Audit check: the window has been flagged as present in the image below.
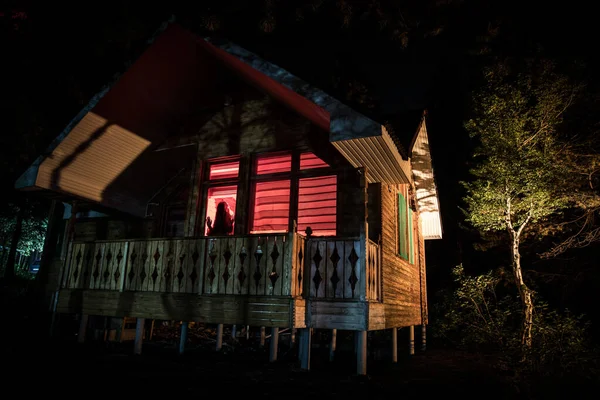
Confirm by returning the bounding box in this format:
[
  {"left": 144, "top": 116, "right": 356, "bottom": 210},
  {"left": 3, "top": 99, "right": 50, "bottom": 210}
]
[
  {"left": 251, "top": 152, "right": 336, "bottom": 236},
  {"left": 398, "top": 192, "right": 414, "bottom": 263},
  {"left": 203, "top": 160, "right": 239, "bottom": 236},
  {"left": 252, "top": 180, "right": 291, "bottom": 233},
  {"left": 297, "top": 175, "right": 337, "bottom": 236}
]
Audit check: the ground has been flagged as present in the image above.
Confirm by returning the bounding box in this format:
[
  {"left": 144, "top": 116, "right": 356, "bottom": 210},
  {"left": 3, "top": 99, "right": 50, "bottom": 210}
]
[
  {"left": 2, "top": 315, "right": 594, "bottom": 399},
  {"left": 1, "top": 279, "right": 597, "bottom": 398}
]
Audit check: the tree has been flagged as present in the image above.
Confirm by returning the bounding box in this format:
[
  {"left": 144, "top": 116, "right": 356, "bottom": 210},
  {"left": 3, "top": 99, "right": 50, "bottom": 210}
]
[
  {"left": 0, "top": 197, "right": 48, "bottom": 280},
  {"left": 462, "top": 59, "right": 600, "bottom": 348}
]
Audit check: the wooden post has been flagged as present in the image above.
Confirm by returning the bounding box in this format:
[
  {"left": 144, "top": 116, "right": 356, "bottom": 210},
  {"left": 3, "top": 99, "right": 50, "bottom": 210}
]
[
  {"left": 290, "top": 328, "right": 296, "bottom": 347},
  {"left": 179, "top": 322, "right": 188, "bottom": 355},
  {"left": 269, "top": 327, "right": 279, "bottom": 362},
  {"left": 147, "top": 319, "right": 155, "bottom": 340},
  {"left": 298, "top": 328, "right": 311, "bottom": 370},
  {"left": 409, "top": 325, "right": 415, "bottom": 355},
  {"left": 260, "top": 326, "right": 266, "bottom": 347},
  {"left": 77, "top": 314, "right": 89, "bottom": 343},
  {"left": 329, "top": 329, "right": 337, "bottom": 362},
  {"left": 356, "top": 330, "right": 367, "bottom": 375},
  {"left": 421, "top": 324, "right": 427, "bottom": 351},
  {"left": 216, "top": 323, "right": 223, "bottom": 351},
  {"left": 134, "top": 318, "right": 145, "bottom": 355}
]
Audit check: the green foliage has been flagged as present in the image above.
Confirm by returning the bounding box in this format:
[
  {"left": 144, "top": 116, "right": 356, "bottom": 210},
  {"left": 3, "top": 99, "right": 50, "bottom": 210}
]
[
  {"left": 462, "top": 60, "right": 586, "bottom": 236},
  {"left": 0, "top": 204, "right": 47, "bottom": 256},
  {"left": 432, "top": 265, "right": 598, "bottom": 378}
]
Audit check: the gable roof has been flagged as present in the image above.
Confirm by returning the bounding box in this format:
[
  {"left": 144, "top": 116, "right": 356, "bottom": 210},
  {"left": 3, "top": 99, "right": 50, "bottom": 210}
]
[{"left": 15, "top": 19, "right": 429, "bottom": 217}]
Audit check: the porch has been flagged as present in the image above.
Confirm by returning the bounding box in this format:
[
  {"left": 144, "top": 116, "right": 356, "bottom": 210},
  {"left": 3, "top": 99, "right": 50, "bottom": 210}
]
[{"left": 56, "top": 233, "right": 383, "bottom": 331}]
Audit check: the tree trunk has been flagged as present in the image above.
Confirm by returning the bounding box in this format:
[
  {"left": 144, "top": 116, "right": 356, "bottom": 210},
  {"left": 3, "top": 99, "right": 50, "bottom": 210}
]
[
  {"left": 4, "top": 204, "right": 25, "bottom": 281},
  {"left": 510, "top": 234, "right": 534, "bottom": 347}
]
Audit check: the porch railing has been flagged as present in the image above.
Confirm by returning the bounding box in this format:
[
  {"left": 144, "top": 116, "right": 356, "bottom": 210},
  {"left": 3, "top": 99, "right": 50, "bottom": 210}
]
[
  {"left": 62, "top": 232, "right": 380, "bottom": 301},
  {"left": 304, "top": 237, "right": 381, "bottom": 301},
  {"left": 63, "top": 233, "right": 305, "bottom": 297}
]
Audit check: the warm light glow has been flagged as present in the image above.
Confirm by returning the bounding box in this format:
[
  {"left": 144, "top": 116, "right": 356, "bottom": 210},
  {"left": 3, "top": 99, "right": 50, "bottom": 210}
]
[
  {"left": 256, "top": 154, "right": 292, "bottom": 175},
  {"left": 298, "top": 175, "right": 337, "bottom": 236},
  {"left": 205, "top": 185, "right": 237, "bottom": 235},
  {"left": 251, "top": 180, "right": 290, "bottom": 233},
  {"left": 300, "top": 152, "right": 329, "bottom": 170},
  {"left": 37, "top": 112, "right": 152, "bottom": 202},
  {"left": 209, "top": 161, "right": 240, "bottom": 180}
]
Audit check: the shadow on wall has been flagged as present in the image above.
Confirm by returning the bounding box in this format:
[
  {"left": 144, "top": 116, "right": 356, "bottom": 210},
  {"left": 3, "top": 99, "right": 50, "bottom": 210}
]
[{"left": 50, "top": 122, "right": 113, "bottom": 192}]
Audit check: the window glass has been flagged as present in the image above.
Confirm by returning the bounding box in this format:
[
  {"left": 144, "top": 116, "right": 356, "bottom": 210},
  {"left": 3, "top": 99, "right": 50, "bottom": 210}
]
[
  {"left": 256, "top": 154, "right": 292, "bottom": 175},
  {"left": 300, "top": 152, "right": 329, "bottom": 170},
  {"left": 209, "top": 161, "right": 239, "bottom": 180},
  {"left": 205, "top": 185, "right": 237, "bottom": 236},
  {"left": 251, "top": 180, "right": 291, "bottom": 233},
  {"left": 297, "top": 175, "right": 337, "bottom": 236}
]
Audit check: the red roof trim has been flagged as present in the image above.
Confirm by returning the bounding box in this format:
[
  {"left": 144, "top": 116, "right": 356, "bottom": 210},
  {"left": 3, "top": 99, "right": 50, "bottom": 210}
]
[{"left": 197, "top": 39, "right": 331, "bottom": 133}]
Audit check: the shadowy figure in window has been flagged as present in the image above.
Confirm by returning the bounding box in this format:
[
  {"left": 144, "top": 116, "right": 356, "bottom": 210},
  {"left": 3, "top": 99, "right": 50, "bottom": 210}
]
[{"left": 206, "top": 201, "right": 234, "bottom": 236}]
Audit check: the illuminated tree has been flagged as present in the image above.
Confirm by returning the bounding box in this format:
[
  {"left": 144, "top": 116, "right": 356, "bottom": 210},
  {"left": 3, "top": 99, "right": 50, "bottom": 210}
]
[{"left": 462, "top": 59, "right": 600, "bottom": 348}]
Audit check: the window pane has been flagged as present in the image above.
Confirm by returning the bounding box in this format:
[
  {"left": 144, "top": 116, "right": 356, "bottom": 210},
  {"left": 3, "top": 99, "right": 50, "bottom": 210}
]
[
  {"left": 256, "top": 154, "right": 292, "bottom": 175},
  {"left": 298, "top": 175, "right": 336, "bottom": 236},
  {"left": 205, "top": 185, "right": 237, "bottom": 236},
  {"left": 251, "top": 180, "right": 291, "bottom": 233},
  {"left": 209, "top": 161, "right": 239, "bottom": 180},
  {"left": 398, "top": 193, "right": 408, "bottom": 259},
  {"left": 300, "top": 152, "right": 329, "bottom": 170}
]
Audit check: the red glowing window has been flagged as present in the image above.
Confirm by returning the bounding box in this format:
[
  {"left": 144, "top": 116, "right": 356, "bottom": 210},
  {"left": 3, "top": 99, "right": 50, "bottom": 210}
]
[
  {"left": 300, "top": 152, "right": 329, "bottom": 170},
  {"left": 209, "top": 161, "right": 239, "bottom": 180},
  {"left": 251, "top": 180, "right": 291, "bottom": 233},
  {"left": 298, "top": 175, "right": 337, "bottom": 236},
  {"left": 205, "top": 185, "right": 237, "bottom": 236},
  {"left": 256, "top": 154, "right": 292, "bottom": 175}
]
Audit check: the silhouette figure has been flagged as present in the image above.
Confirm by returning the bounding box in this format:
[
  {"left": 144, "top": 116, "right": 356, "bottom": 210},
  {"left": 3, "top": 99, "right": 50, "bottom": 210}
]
[{"left": 206, "top": 201, "right": 234, "bottom": 236}]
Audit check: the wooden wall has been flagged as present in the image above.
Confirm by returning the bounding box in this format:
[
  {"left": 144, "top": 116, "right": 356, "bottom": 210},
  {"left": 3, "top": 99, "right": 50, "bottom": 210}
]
[{"left": 379, "top": 183, "right": 425, "bottom": 328}]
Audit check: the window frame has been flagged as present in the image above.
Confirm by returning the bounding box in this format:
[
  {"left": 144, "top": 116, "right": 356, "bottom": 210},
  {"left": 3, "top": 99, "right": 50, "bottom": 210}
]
[
  {"left": 397, "top": 188, "right": 415, "bottom": 264},
  {"left": 249, "top": 150, "right": 337, "bottom": 236},
  {"left": 198, "top": 156, "right": 241, "bottom": 237}
]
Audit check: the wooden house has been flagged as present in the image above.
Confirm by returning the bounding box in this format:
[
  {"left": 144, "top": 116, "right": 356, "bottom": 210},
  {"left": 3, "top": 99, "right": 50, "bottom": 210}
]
[{"left": 15, "top": 21, "right": 442, "bottom": 374}]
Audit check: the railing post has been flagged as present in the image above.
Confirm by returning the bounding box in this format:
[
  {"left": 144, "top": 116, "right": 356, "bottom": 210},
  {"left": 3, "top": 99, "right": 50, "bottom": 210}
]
[
  {"left": 119, "top": 241, "right": 129, "bottom": 292},
  {"left": 283, "top": 232, "right": 295, "bottom": 297}
]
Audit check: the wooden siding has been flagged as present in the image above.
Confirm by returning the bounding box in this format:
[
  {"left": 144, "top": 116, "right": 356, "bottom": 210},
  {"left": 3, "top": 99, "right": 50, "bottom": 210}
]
[
  {"left": 56, "top": 290, "right": 297, "bottom": 327},
  {"left": 380, "top": 183, "right": 424, "bottom": 328},
  {"left": 309, "top": 300, "right": 367, "bottom": 330},
  {"left": 367, "top": 302, "right": 386, "bottom": 330}
]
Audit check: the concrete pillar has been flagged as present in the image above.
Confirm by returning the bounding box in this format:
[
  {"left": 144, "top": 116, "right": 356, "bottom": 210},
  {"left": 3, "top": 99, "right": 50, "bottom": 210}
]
[
  {"left": 298, "top": 328, "right": 312, "bottom": 370},
  {"left": 77, "top": 314, "right": 89, "bottom": 344},
  {"left": 269, "top": 327, "right": 279, "bottom": 362},
  {"left": 179, "top": 322, "right": 188, "bottom": 354},
  {"left": 329, "top": 329, "right": 337, "bottom": 362},
  {"left": 260, "top": 326, "right": 266, "bottom": 347},
  {"left": 134, "top": 318, "right": 145, "bottom": 355},
  {"left": 356, "top": 330, "right": 367, "bottom": 375},
  {"left": 216, "top": 323, "right": 223, "bottom": 351}
]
